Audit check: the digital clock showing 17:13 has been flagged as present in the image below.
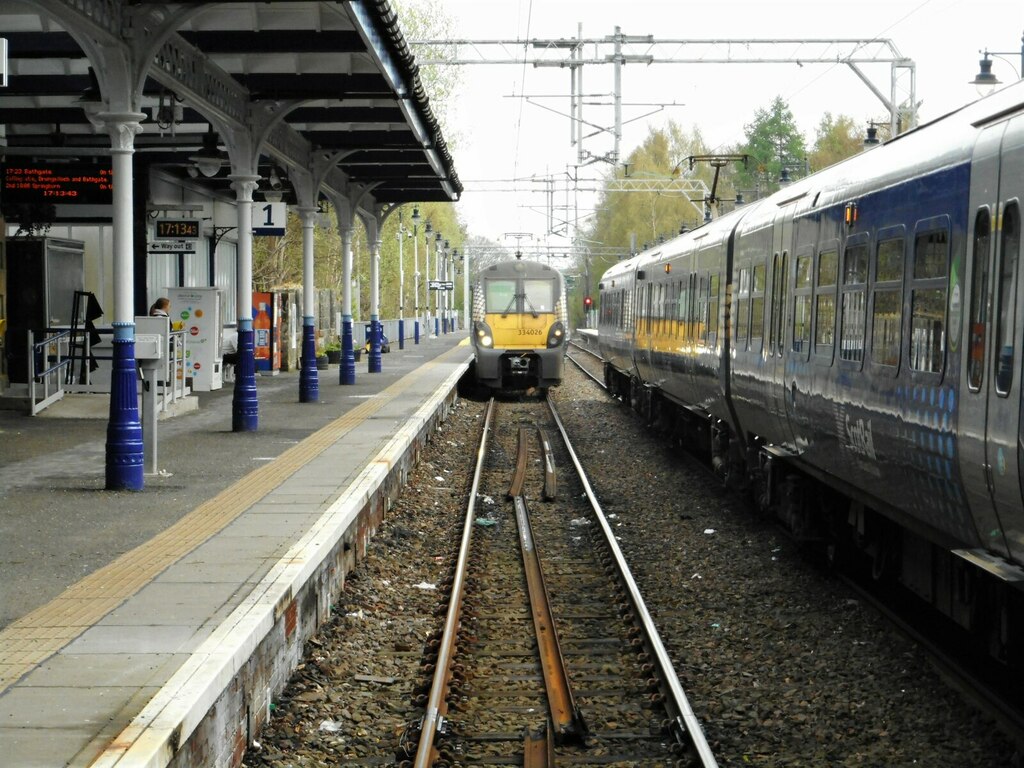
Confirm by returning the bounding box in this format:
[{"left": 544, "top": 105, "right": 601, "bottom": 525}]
[{"left": 155, "top": 219, "right": 200, "bottom": 239}]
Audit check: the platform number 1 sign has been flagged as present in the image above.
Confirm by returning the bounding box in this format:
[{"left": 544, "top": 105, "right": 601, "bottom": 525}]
[{"left": 253, "top": 202, "right": 286, "bottom": 236}]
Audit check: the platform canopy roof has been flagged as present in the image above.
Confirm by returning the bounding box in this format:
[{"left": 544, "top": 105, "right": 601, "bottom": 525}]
[{"left": 0, "top": 0, "right": 462, "bottom": 213}]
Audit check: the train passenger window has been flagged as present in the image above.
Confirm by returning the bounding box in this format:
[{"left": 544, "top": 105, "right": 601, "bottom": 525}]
[
  {"left": 751, "top": 262, "right": 766, "bottom": 345},
  {"left": 994, "top": 203, "right": 1020, "bottom": 394},
  {"left": 736, "top": 266, "right": 750, "bottom": 344},
  {"left": 793, "top": 253, "right": 812, "bottom": 355},
  {"left": 707, "top": 273, "right": 720, "bottom": 345},
  {"left": 700, "top": 274, "right": 708, "bottom": 346},
  {"left": 670, "top": 280, "right": 675, "bottom": 335},
  {"left": 909, "top": 229, "right": 949, "bottom": 374},
  {"left": 769, "top": 253, "right": 780, "bottom": 354},
  {"left": 780, "top": 253, "right": 789, "bottom": 354},
  {"left": 673, "top": 280, "right": 682, "bottom": 338},
  {"left": 968, "top": 210, "right": 991, "bottom": 390},
  {"left": 688, "top": 273, "right": 698, "bottom": 341},
  {"left": 814, "top": 249, "right": 838, "bottom": 356},
  {"left": 871, "top": 237, "right": 904, "bottom": 367},
  {"left": 840, "top": 243, "right": 869, "bottom": 362},
  {"left": 769, "top": 252, "right": 788, "bottom": 356}
]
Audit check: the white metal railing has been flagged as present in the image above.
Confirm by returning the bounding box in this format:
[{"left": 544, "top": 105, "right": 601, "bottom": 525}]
[
  {"left": 160, "top": 330, "right": 188, "bottom": 411},
  {"left": 27, "top": 329, "right": 70, "bottom": 415},
  {"left": 26, "top": 326, "right": 189, "bottom": 415},
  {"left": 63, "top": 327, "right": 112, "bottom": 395}
]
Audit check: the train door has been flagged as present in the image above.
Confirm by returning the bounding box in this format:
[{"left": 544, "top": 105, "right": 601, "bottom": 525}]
[
  {"left": 771, "top": 206, "right": 798, "bottom": 449},
  {"left": 633, "top": 277, "right": 653, "bottom": 380},
  {"left": 959, "top": 118, "right": 1023, "bottom": 562},
  {"left": 985, "top": 117, "right": 1024, "bottom": 562}
]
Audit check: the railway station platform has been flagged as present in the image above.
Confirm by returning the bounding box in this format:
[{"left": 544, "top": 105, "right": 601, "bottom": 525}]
[{"left": 0, "top": 332, "right": 473, "bottom": 767}]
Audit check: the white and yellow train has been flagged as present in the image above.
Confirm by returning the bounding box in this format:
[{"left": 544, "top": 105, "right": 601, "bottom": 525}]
[{"left": 470, "top": 257, "right": 568, "bottom": 391}]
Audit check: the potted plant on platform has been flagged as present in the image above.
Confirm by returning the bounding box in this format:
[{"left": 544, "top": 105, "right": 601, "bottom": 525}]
[{"left": 324, "top": 339, "right": 342, "bottom": 365}]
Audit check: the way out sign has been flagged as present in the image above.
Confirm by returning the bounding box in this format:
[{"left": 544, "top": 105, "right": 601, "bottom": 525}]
[{"left": 253, "top": 202, "right": 286, "bottom": 236}]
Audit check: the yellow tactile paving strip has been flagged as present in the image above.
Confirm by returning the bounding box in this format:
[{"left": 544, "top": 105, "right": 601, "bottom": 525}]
[{"left": 0, "top": 360, "right": 437, "bottom": 694}]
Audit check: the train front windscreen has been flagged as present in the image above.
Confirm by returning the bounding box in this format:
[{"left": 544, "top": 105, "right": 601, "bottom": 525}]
[{"left": 485, "top": 278, "right": 555, "bottom": 313}]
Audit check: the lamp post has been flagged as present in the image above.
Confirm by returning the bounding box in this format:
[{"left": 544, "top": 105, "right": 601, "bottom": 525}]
[
  {"left": 969, "top": 33, "right": 1024, "bottom": 95},
  {"left": 412, "top": 208, "right": 421, "bottom": 344},
  {"left": 424, "top": 220, "right": 432, "bottom": 338},
  {"left": 443, "top": 239, "right": 451, "bottom": 333},
  {"left": 455, "top": 248, "right": 469, "bottom": 331},
  {"left": 434, "top": 231, "right": 442, "bottom": 337},
  {"left": 397, "top": 210, "right": 406, "bottom": 350}
]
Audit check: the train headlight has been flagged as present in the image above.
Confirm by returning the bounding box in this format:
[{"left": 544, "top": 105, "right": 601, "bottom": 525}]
[
  {"left": 547, "top": 321, "right": 566, "bottom": 348},
  {"left": 474, "top": 321, "right": 494, "bottom": 348}
]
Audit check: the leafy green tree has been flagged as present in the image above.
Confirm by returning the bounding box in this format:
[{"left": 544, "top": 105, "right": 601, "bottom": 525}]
[
  {"left": 809, "top": 113, "right": 865, "bottom": 172},
  {"left": 734, "top": 96, "right": 807, "bottom": 196},
  {"left": 363, "top": 201, "right": 466, "bottom": 322},
  {"left": 393, "top": 0, "right": 462, "bottom": 147},
  {"left": 252, "top": 208, "right": 346, "bottom": 292},
  {"left": 251, "top": 0, "right": 465, "bottom": 323},
  {"left": 582, "top": 121, "right": 713, "bottom": 312}
]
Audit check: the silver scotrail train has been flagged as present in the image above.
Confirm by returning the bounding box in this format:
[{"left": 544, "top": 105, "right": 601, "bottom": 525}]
[{"left": 598, "top": 79, "right": 1024, "bottom": 666}]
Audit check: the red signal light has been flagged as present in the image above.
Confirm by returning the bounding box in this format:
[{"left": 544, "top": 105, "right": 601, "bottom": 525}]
[{"left": 583, "top": 296, "right": 593, "bottom": 308}]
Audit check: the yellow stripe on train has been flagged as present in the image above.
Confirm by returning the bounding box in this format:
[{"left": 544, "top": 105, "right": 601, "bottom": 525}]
[{"left": 486, "top": 312, "right": 557, "bottom": 349}]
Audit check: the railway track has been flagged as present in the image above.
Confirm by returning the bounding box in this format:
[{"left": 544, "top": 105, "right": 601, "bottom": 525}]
[
  {"left": 565, "top": 334, "right": 1024, "bottom": 752},
  {"left": 566, "top": 338, "right": 605, "bottom": 389},
  {"left": 405, "top": 395, "right": 717, "bottom": 767}
]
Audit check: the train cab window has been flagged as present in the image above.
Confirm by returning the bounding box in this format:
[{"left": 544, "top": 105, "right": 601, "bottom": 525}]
[
  {"left": 968, "top": 209, "right": 991, "bottom": 390},
  {"left": 523, "top": 279, "right": 554, "bottom": 313},
  {"left": 909, "top": 227, "right": 949, "bottom": 374},
  {"left": 735, "top": 266, "right": 751, "bottom": 344},
  {"left": 871, "top": 236, "right": 905, "bottom": 367},
  {"left": 793, "top": 251, "right": 813, "bottom": 355},
  {"left": 840, "top": 242, "right": 869, "bottom": 363},
  {"left": 750, "top": 262, "right": 767, "bottom": 346},
  {"left": 814, "top": 248, "right": 838, "bottom": 357},
  {"left": 485, "top": 279, "right": 517, "bottom": 313},
  {"left": 994, "top": 202, "right": 1020, "bottom": 394}
]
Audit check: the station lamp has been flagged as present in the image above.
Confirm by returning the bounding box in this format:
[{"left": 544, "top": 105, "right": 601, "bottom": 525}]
[
  {"left": 189, "top": 127, "right": 224, "bottom": 178},
  {"left": 969, "top": 35, "right": 1024, "bottom": 96}
]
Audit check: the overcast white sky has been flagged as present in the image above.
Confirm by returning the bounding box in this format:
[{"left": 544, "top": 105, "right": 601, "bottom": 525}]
[{"left": 413, "top": 0, "right": 1023, "bottom": 252}]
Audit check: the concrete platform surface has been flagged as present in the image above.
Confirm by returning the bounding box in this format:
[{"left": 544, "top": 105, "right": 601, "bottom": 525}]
[{"left": 0, "top": 332, "right": 472, "bottom": 767}]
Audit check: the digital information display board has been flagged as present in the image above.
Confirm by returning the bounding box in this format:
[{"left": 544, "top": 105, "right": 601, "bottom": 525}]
[{"left": 2, "top": 164, "right": 113, "bottom": 205}]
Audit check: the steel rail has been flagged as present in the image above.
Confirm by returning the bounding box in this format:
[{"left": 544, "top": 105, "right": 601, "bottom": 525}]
[
  {"left": 508, "top": 425, "right": 529, "bottom": 498},
  {"left": 412, "top": 398, "right": 496, "bottom": 768},
  {"left": 568, "top": 338, "right": 603, "bottom": 361},
  {"left": 513, "top": 493, "right": 588, "bottom": 742},
  {"left": 538, "top": 428, "right": 557, "bottom": 500},
  {"left": 565, "top": 352, "right": 607, "bottom": 389},
  {"left": 544, "top": 393, "right": 720, "bottom": 767},
  {"left": 523, "top": 723, "right": 555, "bottom": 767}
]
